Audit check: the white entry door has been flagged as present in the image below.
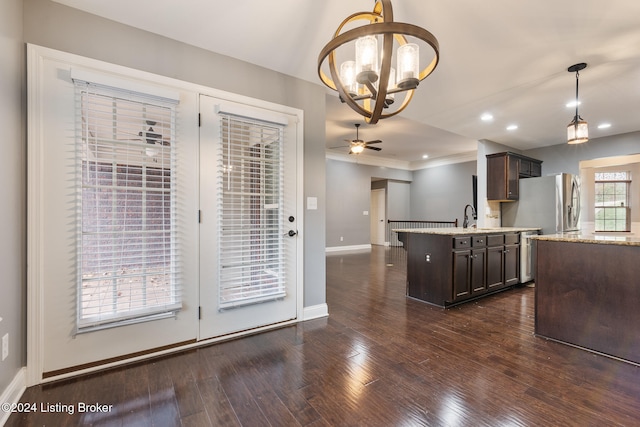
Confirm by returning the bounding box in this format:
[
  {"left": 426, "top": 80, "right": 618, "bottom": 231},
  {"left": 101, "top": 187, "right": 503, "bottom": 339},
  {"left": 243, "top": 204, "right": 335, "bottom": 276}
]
[
  {"left": 199, "top": 94, "right": 300, "bottom": 339},
  {"left": 371, "top": 188, "right": 386, "bottom": 245}
]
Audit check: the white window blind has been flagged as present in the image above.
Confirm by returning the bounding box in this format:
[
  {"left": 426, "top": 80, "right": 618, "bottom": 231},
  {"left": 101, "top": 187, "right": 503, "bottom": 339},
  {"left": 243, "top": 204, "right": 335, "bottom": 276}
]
[
  {"left": 217, "top": 113, "right": 286, "bottom": 309},
  {"left": 74, "top": 79, "right": 181, "bottom": 331}
]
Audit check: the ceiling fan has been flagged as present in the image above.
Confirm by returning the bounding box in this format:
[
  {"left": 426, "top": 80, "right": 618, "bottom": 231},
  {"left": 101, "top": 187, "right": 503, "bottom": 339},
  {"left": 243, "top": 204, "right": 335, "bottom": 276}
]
[
  {"left": 137, "top": 120, "right": 169, "bottom": 146},
  {"left": 333, "top": 123, "right": 382, "bottom": 154}
]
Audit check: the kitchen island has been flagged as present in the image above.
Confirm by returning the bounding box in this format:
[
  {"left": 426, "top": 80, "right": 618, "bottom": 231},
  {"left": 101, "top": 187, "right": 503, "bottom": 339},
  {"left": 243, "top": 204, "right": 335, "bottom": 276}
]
[
  {"left": 534, "top": 233, "right": 640, "bottom": 365},
  {"left": 395, "top": 227, "right": 540, "bottom": 307}
]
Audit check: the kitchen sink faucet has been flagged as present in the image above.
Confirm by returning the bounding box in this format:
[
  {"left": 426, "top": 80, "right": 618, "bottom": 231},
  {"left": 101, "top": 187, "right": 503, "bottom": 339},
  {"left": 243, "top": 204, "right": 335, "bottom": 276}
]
[{"left": 463, "top": 204, "right": 477, "bottom": 228}]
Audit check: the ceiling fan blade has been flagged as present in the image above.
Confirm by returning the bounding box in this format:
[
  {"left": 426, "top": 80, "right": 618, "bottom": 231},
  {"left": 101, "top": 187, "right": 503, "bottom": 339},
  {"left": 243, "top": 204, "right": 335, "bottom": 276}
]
[
  {"left": 365, "top": 146, "right": 382, "bottom": 151},
  {"left": 365, "top": 140, "right": 382, "bottom": 144},
  {"left": 330, "top": 144, "right": 351, "bottom": 149}
]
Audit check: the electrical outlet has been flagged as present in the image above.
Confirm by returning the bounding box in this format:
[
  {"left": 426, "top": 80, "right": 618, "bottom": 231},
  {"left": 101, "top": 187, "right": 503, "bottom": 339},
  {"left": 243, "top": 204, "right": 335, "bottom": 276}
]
[
  {"left": 340, "top": 236, "right": 344, "bottom": 242},
  {"left": 2, "top": 333, "right": 8, "bottom": 361}
]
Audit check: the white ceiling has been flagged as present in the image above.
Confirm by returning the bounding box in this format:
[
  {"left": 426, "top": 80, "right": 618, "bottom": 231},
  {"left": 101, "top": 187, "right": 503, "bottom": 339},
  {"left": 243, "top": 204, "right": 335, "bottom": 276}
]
[{"left": 54, "top": 0, "right": 640, "bottom": 165}]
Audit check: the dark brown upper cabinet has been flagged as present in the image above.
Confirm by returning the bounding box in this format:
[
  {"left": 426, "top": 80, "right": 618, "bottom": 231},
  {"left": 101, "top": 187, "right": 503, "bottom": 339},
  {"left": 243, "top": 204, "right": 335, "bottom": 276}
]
[{"left": 486, "top": 152, "right": 542, "bottom": 201}]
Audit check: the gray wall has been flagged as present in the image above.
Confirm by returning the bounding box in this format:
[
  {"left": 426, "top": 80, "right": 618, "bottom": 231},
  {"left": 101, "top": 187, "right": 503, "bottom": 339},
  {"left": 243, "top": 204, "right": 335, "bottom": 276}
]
[
  {"left": 387, "top": 181, "right": 411, "bottom": 222},
  {"left": 326, "top": 158, "right": 478, "bottom": 247},
  {"left": 522, "top": 131, "right": 640, "bottom": 175},
  {"left": 326, "top": 159, "right": 412, "bottom": 247},
  {"left": 410, "top": 161, "right": 477, "bottom": 225},
  {"left": 0, "top": 0, "right": 26, "bottom": 394},
  {"left": 522, "top": 131, "right": 640, "bottom": 233},
  {"left": 23, "top": 0, "right": 326, "bottom": 305}
]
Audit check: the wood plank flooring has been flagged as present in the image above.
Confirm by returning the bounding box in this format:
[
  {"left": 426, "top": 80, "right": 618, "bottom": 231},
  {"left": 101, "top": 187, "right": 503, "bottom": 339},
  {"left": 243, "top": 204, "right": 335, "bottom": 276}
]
[{"left": 7, "top": 246, "right": 640, "bottom": 426}]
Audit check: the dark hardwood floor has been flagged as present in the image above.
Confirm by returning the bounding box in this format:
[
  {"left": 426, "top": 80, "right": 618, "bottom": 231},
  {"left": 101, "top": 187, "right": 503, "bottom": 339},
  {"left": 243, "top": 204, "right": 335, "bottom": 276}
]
[{"left": 8, "top": 246, "right": 640, "bottom": 426}]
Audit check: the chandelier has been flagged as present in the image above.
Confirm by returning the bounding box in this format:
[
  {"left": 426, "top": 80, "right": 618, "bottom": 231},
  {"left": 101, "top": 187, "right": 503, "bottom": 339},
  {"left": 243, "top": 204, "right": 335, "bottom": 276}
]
[
  {"left": 317, "top": 0, "right": 440, "bottom": 124},
  {"left": 567, "top": 63, "right": 588, "bottom": 144}
]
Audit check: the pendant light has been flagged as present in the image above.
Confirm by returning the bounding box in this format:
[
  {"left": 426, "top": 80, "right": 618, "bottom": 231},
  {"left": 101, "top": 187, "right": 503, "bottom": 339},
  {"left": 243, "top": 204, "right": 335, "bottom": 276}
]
[{"left": 567, "top": 63, "right": 588, "bottom": 144}]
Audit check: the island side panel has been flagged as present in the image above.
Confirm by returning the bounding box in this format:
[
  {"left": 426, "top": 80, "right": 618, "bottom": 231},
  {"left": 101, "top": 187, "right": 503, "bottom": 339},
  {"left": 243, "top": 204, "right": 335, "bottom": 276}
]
[
  {"left": 406, "top": 233, "right": 452, "bottom": 306},
  {"left": 535, "top": 240, "right": 640, "bottom": 364}
]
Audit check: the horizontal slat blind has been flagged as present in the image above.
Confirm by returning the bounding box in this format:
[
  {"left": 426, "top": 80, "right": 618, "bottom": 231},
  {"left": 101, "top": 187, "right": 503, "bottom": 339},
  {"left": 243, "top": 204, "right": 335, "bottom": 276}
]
[
  {"left": 218, "top": 113, "right": 286, "bottom": 309},
  {"left": 74, "top": 80, "right": 181, "bottom": 331}
]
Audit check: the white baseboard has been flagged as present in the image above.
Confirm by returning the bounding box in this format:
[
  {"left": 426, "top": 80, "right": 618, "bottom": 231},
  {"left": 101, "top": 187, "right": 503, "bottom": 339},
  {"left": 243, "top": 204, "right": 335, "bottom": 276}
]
[
  {"left": 1, "top": 367, "right": 26, "bottom": 426},
  {"left": 325, "top": 244, "right": 371, "bottom": 253},
  {"left": 303, "top": 303, "right": 329, "bottom": 321}
]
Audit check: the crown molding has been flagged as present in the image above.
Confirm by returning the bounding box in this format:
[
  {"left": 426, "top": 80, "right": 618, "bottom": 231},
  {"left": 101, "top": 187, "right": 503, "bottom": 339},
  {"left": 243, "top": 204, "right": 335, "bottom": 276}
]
[
  {"left": 326, "top": 150, "right": 477, "bottom": 171},
  {"left": 325, "top": 151, "right": 411, "bottom": 169}
]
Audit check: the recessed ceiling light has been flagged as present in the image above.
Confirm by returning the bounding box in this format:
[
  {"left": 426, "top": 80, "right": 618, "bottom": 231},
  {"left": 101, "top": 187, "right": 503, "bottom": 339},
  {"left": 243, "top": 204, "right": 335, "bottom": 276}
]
[
  {"left": 506, "top": 124, "right": 518, "bottom": 131},
  {"left": 566, "top": 100, "right": 581, "bottom": 108},
  {"left": 597, "top": 123, "right": 611, "bottom": 129},
  {"left": 481, "top": 113, "right": 494, "bottom": 122},
  {"left": 422, "top": 154, "right": 429, "bottom": 159}
]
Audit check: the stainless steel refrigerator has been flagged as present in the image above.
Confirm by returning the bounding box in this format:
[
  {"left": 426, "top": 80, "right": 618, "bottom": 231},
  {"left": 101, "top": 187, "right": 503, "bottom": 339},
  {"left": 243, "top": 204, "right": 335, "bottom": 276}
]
[
  {"left": 502, "top": 173, "right": 581, "bottom": 235},
  {"left": 502, "top": 173, "right": 581, "bottom": 282}
]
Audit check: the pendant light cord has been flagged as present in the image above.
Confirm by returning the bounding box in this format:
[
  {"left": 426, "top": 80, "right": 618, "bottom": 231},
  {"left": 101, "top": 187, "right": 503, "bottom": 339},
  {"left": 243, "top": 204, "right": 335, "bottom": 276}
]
[{"left": 574, "top": 70, "right": 580, "bottom": 120}]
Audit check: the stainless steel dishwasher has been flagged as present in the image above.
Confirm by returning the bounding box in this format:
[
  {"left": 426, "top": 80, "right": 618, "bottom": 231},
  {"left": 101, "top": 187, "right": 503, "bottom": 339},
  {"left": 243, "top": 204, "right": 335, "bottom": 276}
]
[{"left": 520, "top": 230, "right": 538, "bottom": 283}]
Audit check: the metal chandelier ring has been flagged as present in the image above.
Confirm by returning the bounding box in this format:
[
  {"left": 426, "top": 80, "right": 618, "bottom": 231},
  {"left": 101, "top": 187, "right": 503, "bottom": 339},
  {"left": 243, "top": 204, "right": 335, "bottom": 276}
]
[{"left": 317, "top": 0, "right": 440, "bottom": 123}]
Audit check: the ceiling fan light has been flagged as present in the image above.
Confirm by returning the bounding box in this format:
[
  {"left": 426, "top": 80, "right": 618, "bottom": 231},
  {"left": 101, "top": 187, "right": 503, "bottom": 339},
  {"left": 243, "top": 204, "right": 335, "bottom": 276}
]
[
  {"left": 397, "top": 43, "right": 419, "bottom": 89},
  {"left": 355, "top": 35, "right": 379, "bottom": 84},
  {"left": 567, "top": 117, "right": 589, "bottom": 144},
  {"left": 350, "top": 144, "right": 366, "bottom": 154}
]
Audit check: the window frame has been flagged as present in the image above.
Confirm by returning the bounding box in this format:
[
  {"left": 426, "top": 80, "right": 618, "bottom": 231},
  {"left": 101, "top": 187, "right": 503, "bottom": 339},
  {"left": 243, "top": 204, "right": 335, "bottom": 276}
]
[{"left": 594, "top": 171, "right": 631, "bottom": 232}]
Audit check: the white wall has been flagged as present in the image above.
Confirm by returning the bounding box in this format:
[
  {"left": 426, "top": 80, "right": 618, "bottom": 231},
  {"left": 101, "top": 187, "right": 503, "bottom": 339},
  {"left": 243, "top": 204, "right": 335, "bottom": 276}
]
[{"left": 0, "top": 0, "right": 26, "bottom": 396}]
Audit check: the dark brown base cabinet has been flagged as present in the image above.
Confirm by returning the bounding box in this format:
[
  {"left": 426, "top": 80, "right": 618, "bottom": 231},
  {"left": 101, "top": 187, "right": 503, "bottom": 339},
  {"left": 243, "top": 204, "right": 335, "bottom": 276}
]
[
  {"left": 405, "top": 232, "right": 520, "bottom": 307},
  {"left": 536, "top": 239, "right": 640, "bottom": 365}
]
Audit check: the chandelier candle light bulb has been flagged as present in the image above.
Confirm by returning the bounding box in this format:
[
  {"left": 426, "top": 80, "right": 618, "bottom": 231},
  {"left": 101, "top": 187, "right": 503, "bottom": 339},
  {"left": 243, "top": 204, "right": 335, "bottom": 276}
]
[
  {"left": 356, "top": 35, "right": 379, "bottom": 83},
  {"left": 397, "top": 43, "right": 419, "bottom": 89},
  {"left": 340, "top": 61, "right": 358, "bottom": 96}
]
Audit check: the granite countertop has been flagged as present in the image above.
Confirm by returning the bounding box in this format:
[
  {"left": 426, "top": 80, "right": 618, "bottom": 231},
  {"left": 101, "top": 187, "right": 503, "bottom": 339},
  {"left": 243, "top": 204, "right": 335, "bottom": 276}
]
[
  {"left": 392, "top": 227, "right": 541, "bottom": 235},
  {"left": 533, "top": 232, "right": 640, "bottom": 246}
]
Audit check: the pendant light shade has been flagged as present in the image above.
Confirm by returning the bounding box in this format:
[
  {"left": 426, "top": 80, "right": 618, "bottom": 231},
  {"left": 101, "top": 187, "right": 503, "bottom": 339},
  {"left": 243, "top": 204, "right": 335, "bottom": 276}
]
[
  {"left": 567, "top": 117, "right": 589, "bottom": 145},
  {"left": 567, "top": 63, "right": 588, "bottom": 144}
]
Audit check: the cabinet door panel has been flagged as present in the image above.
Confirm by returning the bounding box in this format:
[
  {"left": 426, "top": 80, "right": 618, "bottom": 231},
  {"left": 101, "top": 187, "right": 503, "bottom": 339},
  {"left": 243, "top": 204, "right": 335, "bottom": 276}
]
[
  {"left": 453, "top": 250, "right": 471, "bottom": 299},
  {"left": 507, "top": 155, "right": 519, "bottom": 199},
  {"left": 530, "top": 161, "right": 542, "bottom": 177},
  {"left": 504, "top": 244, "right": 520, "bottom": 286},
  {"left": 486, "top": 155, "right": 507, "bottom": 200},
  {"left": 487, "top": 246, "right": 504, "bottom": 289},
  {"left": 471, "top": 248, "right": 487, "bottom": 293},
  {"left": 519, "top": 159, "right": 531, "bottom": 177}
]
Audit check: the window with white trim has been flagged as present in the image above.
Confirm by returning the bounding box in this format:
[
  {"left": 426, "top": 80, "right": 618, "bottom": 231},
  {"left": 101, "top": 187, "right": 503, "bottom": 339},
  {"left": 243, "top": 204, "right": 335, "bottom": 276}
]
[
  {"left": 74, "top": 79, "right": 181, "bottom": 331},
  {"left": 594, "top": 171, "right": 631, "bottom": 232}
]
